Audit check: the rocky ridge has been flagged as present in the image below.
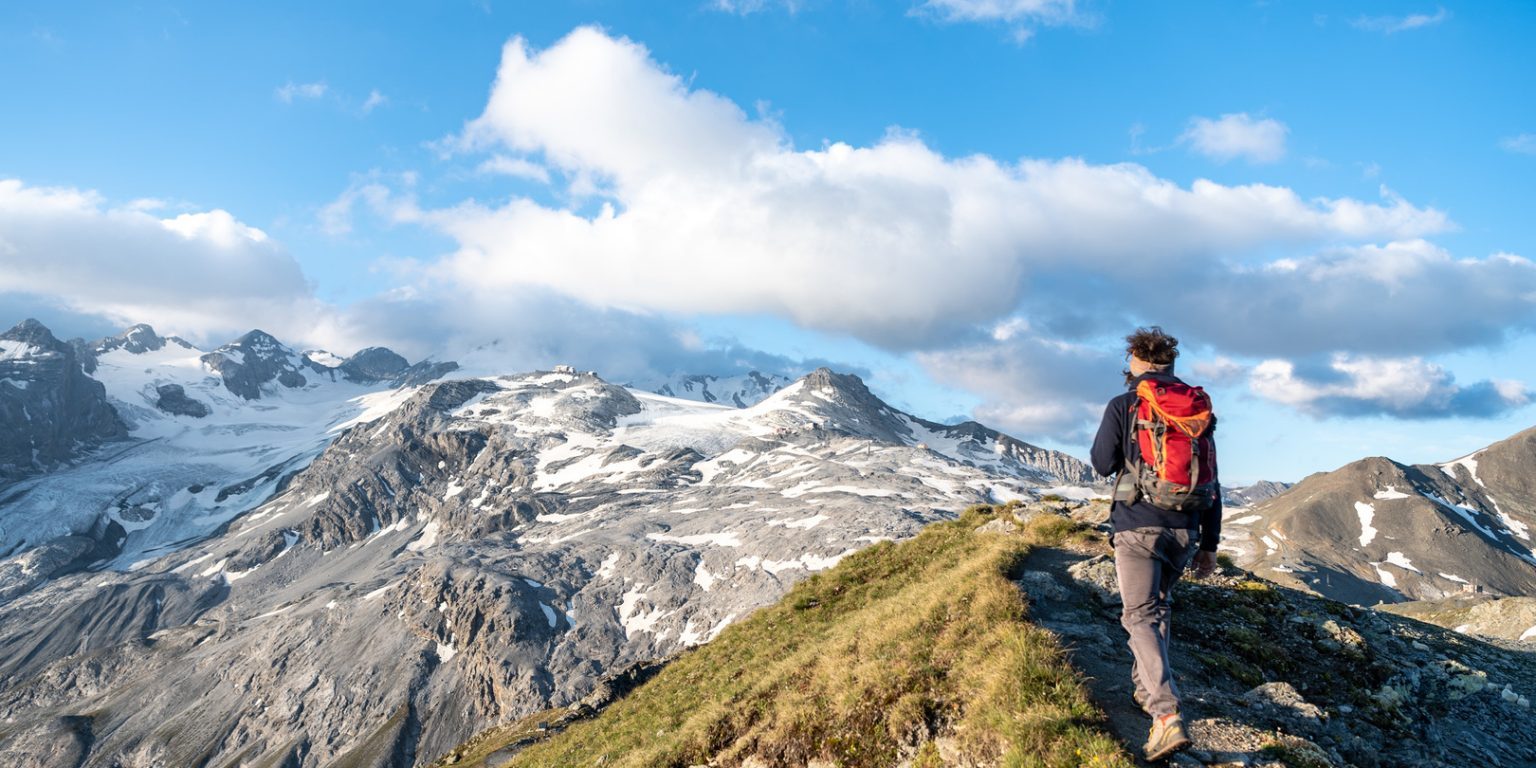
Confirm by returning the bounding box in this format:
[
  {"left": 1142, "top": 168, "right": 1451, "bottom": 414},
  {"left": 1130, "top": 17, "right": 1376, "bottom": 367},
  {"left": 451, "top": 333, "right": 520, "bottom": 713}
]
[{"left": 1217, "top": 444, "right": 1536, "bottom": 607}]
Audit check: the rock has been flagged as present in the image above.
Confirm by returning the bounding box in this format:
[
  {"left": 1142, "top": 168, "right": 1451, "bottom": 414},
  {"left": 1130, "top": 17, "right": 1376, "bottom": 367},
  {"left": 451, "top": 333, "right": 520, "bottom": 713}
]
[
  {"left": 1240, "top": 681, "right": 1325, "bottom": 721},
  {"left": 975, "top": 517, "right": 1019, "bottom": 535},
  {"left": 0, "top": 319, "right": 128, "bottom": 481},
  {"left": 154, "top": 383, "right": 211, "bottom": 418},
  {"left": 1067, "top": 555, "right": 1121, "bottom": 606},
  {"left": 1016, "top": 570, "right": 1068, "bottom": 601}
]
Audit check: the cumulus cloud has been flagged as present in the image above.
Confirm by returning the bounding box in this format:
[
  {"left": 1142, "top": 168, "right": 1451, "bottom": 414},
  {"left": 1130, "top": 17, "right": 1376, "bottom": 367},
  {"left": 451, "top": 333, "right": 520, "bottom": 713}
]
[
  {"left": 1351, "top": 7, "right": 1449, "bottom": 34},
  {"left": 428, "top": 27, "right": 1451, "bottom": 354},
  {"left": 1159, "top": 241, "right": 1536, "bottom": 358},
  {"left": 1502, "top": 134, "right": 1536, "bottom": 155},
  {"left": 276, "top": 81, "right": 328, "bottom": 103},
  {"left": 1250, "top": 355, "right": 1527, "bottom": 419},
  {"left": 1181, "top": 113, "right": 1288, "bottom": 164},
  {"left": 323, "top": 281, "right": 834, "bottom": 386},
  {"left": 0, "top": 177, "right": 824, "bottom": 390},
  {"left": 914, "top": 324, "right": 1121, "bottom": 441},
  {"left": 0, "top": 178, "right": 324, "bottom": 345}
]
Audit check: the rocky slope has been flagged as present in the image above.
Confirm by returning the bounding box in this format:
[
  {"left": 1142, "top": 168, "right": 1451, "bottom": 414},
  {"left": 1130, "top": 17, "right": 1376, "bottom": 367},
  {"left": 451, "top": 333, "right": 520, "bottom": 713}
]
[
  {"left": 1379, "top": 595, "right": 1536, "bottom": 644},
  {"left": 1216, "top": 438, "right": 1536, "bottom": 606},
  {"left": 435, "top": 500, "right": 1536, "bottom": 768},
  {"left": 0, "top": 363, "right": 1093, "bottom": 767},
  {"left": 0, "top": 319, "right": 127, "bottom": 483}
]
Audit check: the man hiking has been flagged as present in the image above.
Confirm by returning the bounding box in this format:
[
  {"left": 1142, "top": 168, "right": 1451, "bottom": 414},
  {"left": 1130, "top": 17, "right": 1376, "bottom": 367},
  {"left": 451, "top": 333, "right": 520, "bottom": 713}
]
[{"left": 1090, "top": 326, "right": 1221, "bottom": 762}]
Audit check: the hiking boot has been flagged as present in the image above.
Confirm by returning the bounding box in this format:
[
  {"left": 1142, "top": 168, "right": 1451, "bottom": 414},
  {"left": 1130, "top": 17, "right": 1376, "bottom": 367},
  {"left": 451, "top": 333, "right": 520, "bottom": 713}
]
[{"left": 1143, "top": 713, "right": 1192, "bottom": 761}]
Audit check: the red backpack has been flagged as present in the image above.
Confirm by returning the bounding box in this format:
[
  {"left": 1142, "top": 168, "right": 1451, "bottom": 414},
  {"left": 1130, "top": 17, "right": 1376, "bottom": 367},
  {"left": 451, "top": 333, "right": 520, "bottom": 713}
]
[{"left": 1116, "top": 379, "right": 1218, "bottom": 512}]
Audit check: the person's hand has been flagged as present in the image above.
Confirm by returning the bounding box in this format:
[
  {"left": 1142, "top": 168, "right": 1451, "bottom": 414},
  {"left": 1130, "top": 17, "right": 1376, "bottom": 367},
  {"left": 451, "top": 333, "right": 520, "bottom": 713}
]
[{"left": 1192, "top": 550, "right": 1218, "bottom": 579}]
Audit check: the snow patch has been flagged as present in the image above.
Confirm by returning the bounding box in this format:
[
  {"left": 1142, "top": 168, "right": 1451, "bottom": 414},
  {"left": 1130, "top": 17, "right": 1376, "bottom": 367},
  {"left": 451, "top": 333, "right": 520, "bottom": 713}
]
[
  {"left": 540, "top": 603, "right": 558, "bottom": 628},
  {"left": 1384, "top": 551, "right": 1420, "bottom": 572},
  {"left": 1373, "top": 486, "right": 1411, "bottom": 500},
  {"left": 1439, "top": 454, "right": 1485, "bottom": 487},
  {"left": 694, "top": 561, "right": 717, "bottom": 591},
  {"left": 646, "top": 531, "right": 742, "bottom": 547},
  {"left": 406, "top": 520, "right": 440, "bottom": 552},
  {"left": 1354, "top": 502, "right": 1377, "bottom": 547}
]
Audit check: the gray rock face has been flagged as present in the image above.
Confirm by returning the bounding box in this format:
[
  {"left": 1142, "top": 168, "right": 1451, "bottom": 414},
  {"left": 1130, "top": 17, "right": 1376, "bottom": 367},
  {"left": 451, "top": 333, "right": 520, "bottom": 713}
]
[
  {"left": 338, "top": 346, "right": 410, "bottom": 382},
  {"left": 152, "top": 384, "right": 210, "bottom": 418},
  {"left": 200, "top": 329, "right": 310, "bottom": 400},
  {"left": 0, "top": 319, "right": 128, "bottom": 484},
  {"left": 0, "top": 366, "right": 1090, "bottom": 767},
  {"left": 306, "top": 345, "right": 461, "bottom": 389}
]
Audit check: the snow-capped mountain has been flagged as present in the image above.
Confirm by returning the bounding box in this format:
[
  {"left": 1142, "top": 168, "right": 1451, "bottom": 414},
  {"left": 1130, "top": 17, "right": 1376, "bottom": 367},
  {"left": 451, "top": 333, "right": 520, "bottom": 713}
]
[
  {"left": 0, "top": 347, "right": 1094, "bottom": 766},
  {"left": 0, "top": 320, "right": 455, "bottom": 598},
  {"left": 1219, "top": 433, "right": 1536, "bottom": 606},
  {"left": 0, "top": 319, "right": 127, "bottom": 483},
  {"left": 644, "top": 370, "right": 795, "bottom": 408}
]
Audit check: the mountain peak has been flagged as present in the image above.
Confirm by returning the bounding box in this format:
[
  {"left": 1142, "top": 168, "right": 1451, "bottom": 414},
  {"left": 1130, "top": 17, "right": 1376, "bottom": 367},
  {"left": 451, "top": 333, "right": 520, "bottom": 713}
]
[{"left": 2, "top": 318, "right": 66, "bottom": 351}]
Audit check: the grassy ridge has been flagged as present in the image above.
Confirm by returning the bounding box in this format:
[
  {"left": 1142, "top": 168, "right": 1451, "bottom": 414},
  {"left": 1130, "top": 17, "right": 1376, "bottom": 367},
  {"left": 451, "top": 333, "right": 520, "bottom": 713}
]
[{"left": 495, "top": 504, "right": 1131, "bottom": 767}]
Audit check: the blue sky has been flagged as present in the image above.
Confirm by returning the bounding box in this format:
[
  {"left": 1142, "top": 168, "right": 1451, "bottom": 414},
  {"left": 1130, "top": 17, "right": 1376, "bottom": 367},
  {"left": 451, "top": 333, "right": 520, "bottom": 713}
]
[{"left": 3, "top": 1, "right": 1535, "bottom": 484}]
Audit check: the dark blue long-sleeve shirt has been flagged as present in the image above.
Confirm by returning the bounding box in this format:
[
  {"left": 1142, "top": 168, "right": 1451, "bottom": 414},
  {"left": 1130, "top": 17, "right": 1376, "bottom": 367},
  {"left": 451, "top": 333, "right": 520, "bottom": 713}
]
[{"left": 1091, "top": 371, "right": 1223, "bottom": 552}]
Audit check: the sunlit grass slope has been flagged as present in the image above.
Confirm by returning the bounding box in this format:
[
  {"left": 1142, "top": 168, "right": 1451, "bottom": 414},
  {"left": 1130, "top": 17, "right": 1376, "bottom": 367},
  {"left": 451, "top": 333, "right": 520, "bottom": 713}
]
[{"left": 486, "top": 504, "right": 1132, "bottom": 767}]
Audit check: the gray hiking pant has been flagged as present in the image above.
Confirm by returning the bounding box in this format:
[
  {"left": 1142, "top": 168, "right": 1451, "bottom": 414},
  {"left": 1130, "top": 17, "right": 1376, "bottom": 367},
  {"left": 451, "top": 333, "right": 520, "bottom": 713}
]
[{"left": 1113, "top": 526, "right": 1197, "bottom": 717}]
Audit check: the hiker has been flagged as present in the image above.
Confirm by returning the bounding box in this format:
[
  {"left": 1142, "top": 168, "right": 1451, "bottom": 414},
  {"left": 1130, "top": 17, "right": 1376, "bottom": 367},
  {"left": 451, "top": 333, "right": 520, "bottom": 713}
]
[{"left": 1089, "top": 326, "right": 1221, "bottom": 762}]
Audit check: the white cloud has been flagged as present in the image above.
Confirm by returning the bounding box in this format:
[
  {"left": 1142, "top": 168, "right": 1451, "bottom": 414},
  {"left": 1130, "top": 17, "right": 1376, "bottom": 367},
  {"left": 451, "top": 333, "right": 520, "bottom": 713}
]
[
  {"left": 1191, "top": 357, "right": 1248, "bottom": 386},
  {"left": 476, "top": 155, "right": 551, "bottom": 183},
  {"left": 915, "top": 331, "right": 1117, "bottom": 441},
  {"left": 1501, "top": 134, "right": 1536, "bottom": 155},
  {"left": 0, "top": 175, "right": 821, "bottom": 392},
  {"left": 276, "top": 81, "right": 328, "bottom": 104},
  {"left": 709, "top": 0, "right": 802, "bottom": 14},
  {"left": 918, "top": 0, "right": 1082, "bottom": 40},
  {"left": 428, "top": 28, "right": 1449, "bottom": 352},
  {"left": 362, "top": 89, "right": 388, "bottom": 113},
  {"left": 1351, "top": 7, "right": 1450, "bottom": 34},
  {"left": 0, "top": 178, "right": 325, "bottom": 346},
  {"left": 1250, "top": 355, "right": 1528, "bottom": 419},
  {"left": 1181, "top": 113, "right": 1288, "bottom": 164}
]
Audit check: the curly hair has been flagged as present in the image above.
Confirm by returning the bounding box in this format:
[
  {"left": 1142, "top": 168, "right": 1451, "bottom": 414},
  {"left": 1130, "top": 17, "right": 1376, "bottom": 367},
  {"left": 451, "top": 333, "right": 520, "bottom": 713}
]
[{"left": 1125, "top": 326, "right": 1179, "bottom": 368}]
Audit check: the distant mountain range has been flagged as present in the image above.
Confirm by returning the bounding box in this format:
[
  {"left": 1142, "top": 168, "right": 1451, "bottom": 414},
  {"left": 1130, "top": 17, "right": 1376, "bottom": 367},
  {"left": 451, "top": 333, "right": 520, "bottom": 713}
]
[
  {"left": 0, "top": 318, "right": 1095, "bottom": 767},
  {"left": 1219, "top": 433, "right": 1536, "bottom": 608}
]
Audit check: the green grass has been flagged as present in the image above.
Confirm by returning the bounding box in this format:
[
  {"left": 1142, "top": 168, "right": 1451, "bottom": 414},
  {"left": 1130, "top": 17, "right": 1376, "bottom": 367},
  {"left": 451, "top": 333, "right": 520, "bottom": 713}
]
[{"left": 489, "top": 504, "right": 1132, "bottom": 768}]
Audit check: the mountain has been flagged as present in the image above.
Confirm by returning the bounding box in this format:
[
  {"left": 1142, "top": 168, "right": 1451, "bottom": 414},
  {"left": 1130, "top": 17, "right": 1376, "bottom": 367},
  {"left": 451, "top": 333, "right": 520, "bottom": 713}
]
[
  {"left": 645, "top": 370, "right": 795, "bottom": 408},
  {"left": 0, "top": 361, "right": 1093, "bottom": 767},
  {"left": 1219, "top": 431, "right": 1536, "bottom": 606},
  {"left": 0, "top": 320, "right": 456, "bottom": 599},
  {"left": 1223, "top": 479, "right": 1293, "bottom": 508},
  {"left": 0, "top": 319, "right": 127, "bottom": 484},
  {"left": 436, "top": 501, "right": 1536, "bottom": 768}
]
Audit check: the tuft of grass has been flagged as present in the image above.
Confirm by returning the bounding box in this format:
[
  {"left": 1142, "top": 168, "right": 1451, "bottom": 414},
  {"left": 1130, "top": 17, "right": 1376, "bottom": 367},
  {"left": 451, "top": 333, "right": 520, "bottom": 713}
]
[{"left": 496, "top": 504, "right": 1132, "bottom": 768}]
